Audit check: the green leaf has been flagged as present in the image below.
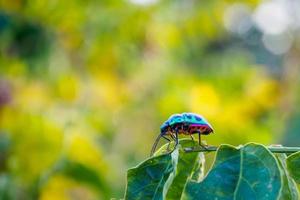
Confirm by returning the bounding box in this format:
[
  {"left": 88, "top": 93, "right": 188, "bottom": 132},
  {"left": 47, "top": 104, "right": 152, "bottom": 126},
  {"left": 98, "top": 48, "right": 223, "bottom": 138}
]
[
  {"left": 165, "top": 139, "right": 204, "bottom": 200},
  {"left": 276, "top": 154, "right": 299, "bottom": 200},
  {"left": 183, "top": 144, "right": 241, "bottom": 200},
  {"left": 125, "top": 148, "right": 179, "bottom": 200},
  {"left": 235, "top": 144, "right": 281, "bottom": 199},
  {"left": 183, "top": 143, "right": 282, "bottom": 200},
  {"left": 125, "top": 142, "right": 300, "bottom": 200},
  {"left": 287, "top": 151, "right": 300, "bottom": 184}
]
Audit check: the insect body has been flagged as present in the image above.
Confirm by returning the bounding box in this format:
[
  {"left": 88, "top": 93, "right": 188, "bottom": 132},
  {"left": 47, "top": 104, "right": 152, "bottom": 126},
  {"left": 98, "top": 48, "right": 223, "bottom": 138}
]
[{"left": 150, "top": 113, "right": 214, "bottom": 156}]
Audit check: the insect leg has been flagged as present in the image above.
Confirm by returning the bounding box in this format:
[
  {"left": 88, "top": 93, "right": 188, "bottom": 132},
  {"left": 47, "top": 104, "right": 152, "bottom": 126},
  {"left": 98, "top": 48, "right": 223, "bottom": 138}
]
[
  {"left": 175, "top": 128, "right": 179, "bottom": 146},
  {"left": 150, "top": 133, "right": 163, "bottom": 156},
  {"left": 162, "top": 135, "right": 172, "bottom": 151},
  {"left": 170, "top": 129, "right": 179, "bottom": 153},
  {"left": 190, "top": 134, "right": 195, "bottom": 142},
  {"left": 198, "top": 132, "right": 208, "bottom": 150},
  {"left": 169, "top": 133, "right": 176, "bottom": 141}
]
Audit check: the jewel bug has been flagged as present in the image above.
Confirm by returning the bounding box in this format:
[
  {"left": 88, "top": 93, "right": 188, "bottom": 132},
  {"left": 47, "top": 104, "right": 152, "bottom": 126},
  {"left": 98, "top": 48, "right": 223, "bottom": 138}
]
[{"left": 150, "top": 112, "right": 214, "bottom": 156}]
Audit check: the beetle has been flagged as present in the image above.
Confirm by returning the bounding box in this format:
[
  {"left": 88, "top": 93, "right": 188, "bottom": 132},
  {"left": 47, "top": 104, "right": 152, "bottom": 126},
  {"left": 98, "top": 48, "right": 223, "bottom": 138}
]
[{"left": 150, "top": 112, "right": 214, "bottom": 156}]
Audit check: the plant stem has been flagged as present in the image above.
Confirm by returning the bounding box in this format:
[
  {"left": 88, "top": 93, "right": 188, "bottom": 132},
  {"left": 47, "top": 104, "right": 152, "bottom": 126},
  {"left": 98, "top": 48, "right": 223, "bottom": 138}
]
[{"left": 184, "top": 146, "right": 300, "bottom": 154}]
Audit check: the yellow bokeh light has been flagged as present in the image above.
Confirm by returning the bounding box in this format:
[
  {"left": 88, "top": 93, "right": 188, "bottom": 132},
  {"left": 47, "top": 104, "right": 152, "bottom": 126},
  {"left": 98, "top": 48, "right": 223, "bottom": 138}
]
[
  {"left": 40, "top": 175, "right": 98, "bottom": 200},
  {"left": 66, "top": 133, "right": 107, "bottom": 173},
  {"left": 188, "top": 83, "right": 220, "bottom": 118}
]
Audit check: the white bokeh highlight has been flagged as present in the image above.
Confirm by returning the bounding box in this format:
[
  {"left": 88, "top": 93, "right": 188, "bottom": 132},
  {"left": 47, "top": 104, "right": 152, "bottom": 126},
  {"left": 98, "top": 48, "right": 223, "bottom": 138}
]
[
  {"left": 129, "top": 0, "right": 158, "bottom": 6},
  {"left": 253, "top": 0, "right": 292, "bottom": 35}
]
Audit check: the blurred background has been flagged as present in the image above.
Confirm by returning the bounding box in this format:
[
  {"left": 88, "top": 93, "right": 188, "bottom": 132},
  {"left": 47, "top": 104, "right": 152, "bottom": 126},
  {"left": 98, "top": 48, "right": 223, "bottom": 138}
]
[{"left": 0, "top": 0, "right": 300, "bottom": 199}]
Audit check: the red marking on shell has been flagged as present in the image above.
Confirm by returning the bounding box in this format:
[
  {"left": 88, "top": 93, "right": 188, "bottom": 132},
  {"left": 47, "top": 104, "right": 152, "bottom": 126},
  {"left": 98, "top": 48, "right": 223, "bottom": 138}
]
[{"left": 188, "top": 124, "right": 212, "bottom": 134}]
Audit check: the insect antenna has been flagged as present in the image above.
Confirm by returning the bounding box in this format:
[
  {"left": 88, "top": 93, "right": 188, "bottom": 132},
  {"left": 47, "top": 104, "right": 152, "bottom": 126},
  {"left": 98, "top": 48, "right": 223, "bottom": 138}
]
[{"left": 150, "top": 133, "right": 163, "bottom": 156}]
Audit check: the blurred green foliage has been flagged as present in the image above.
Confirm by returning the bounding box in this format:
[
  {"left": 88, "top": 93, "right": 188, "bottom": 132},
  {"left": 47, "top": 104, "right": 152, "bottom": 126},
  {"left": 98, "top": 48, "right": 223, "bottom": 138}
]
[{"left": 0, "top": 0, "right": 300, "bottom": 199}]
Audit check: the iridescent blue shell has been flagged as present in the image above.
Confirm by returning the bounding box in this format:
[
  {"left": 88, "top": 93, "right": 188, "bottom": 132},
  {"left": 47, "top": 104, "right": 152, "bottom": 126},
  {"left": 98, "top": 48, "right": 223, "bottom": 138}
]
[{"left": 160, "top": 112, "right": 213, "bottom": 132}]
